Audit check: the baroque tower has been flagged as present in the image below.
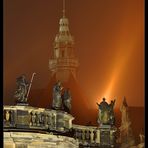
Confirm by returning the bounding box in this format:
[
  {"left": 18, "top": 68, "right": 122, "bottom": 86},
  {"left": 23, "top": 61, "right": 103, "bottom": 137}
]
[{"left": 49, "top": 0, "right": 79, "bottom": 82}]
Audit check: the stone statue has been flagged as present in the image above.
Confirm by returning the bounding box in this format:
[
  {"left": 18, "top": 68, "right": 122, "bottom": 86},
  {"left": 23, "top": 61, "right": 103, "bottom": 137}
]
[
  {"left": 109, "top": 99, "right": 116, "bottom": 125},
  {"left": 98, "top": 98, "right": 109, "bottom": 110},
  {"left": 52, "top": 81, "right": 63, "bottom": 110},
  {"left": 62, "top": 88, "right": 72, "bottom": 113},
  {"left": 119, "top": 97, "right": 135, "bottom": 148},
  {"left": 97, "top": 98, "right": 109, "bottom": 125},
  {"left": 96, "top": 98, "right": 116, "bottom": 126},
  {"left": 14, "top": 75, "right": 29, "bottom": 103}
]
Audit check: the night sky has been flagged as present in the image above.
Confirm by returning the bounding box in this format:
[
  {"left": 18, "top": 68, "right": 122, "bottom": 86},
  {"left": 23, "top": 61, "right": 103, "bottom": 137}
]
[{"left": 4, "top": 0, "right": 144, "bottom": 108}]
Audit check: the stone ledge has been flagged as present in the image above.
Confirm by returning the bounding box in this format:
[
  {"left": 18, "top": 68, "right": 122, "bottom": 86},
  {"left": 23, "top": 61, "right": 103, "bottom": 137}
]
[
  {"left": 3, "top": 105, "right": 74, "bottom": 133},
  {"left": 4, "top": 131, "right": 79, "bottom": 148}
]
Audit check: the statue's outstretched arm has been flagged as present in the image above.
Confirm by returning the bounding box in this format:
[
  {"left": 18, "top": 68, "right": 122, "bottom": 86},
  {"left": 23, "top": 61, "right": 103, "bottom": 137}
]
[{"left": 96, "top": 102, "right": 99, "bottom": 106}]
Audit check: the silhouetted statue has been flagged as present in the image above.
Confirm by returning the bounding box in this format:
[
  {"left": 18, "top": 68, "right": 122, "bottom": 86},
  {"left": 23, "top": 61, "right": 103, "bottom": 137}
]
[
  {"left": 52, "top": 81, "right": 63, "bottom": 110},
  {"left": 14, "top": 75, "right": 29, "bottom": 103},
  {"left": 96, "top": 98, "right": 116, "bottom": 126},
  {"left": 97, "top": 98, "right": 109, "bottom": 125},
  {"left": 99, "top": 98, "right": 108, "bottom": 110},
  {"left": 109, "top": 99, "right": 116, "bottom": 125},
  {"left": 62, "top": 88, "right": 72, "bottom": 113}
]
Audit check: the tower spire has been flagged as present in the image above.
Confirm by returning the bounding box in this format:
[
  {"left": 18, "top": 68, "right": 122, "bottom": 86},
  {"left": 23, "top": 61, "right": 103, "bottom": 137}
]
[
  {"left": 62, "top": 0, "right": 65, "bottom": 17},
  {"left": 49, "top": 0, "right": 79, "bottom": 82}
]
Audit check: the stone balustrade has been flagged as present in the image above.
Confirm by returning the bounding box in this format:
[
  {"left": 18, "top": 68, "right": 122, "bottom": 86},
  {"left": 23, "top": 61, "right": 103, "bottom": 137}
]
[
  {"left": 4, "top": 105, "right": 117, "bottom": 147},
  {"left": 72, "top": 124, "right": 117, "bottom": 147},
  {"left": 3, "top": 105, "right": 74, "bottom": 133},
  {"left": 72, "top": 124, "right": 100, "bottom": 147}
]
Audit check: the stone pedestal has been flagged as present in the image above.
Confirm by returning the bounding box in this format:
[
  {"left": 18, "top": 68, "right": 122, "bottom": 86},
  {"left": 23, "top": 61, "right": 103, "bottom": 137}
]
[
  {"left": 99, "top": 125, "right": 116, "bottom": 147},
  {"left": 95, "top": 129, "right": 100, "bottom": 144}
]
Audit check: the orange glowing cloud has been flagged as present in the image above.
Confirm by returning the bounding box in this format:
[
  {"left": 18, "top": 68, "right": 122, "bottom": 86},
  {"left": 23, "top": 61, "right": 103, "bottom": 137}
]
[
  {"left": 93, "top": 12, "right": 143, "bottom": 108},
  {"left": 101, "top": 25, "right": 141, "bottom": 106}
]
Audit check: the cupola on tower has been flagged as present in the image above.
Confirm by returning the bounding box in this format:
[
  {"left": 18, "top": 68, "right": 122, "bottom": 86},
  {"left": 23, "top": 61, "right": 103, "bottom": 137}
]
[{"left": 49, "top": 0, "right": 79, "bottom": 82}]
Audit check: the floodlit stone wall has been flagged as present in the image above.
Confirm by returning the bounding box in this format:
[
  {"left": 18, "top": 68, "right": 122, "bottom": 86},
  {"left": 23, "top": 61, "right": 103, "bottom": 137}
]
[{"left": 4, "top": 132, "right": 79, "bottom": 148}]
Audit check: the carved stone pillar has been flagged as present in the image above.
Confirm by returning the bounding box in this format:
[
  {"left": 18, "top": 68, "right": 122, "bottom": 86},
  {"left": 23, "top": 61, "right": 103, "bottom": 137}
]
[
  {"left": 31, "top": 111, "right": 36, "bottom": 126},
  {"left": 90, "top": 129, "right": 94, "bottom": 143},
  {"left": 10, "top": 110, "right": 15, "bottom": 127},
  {"left": 6, "top": 110, "right": 10, "bottom": 121},
  {"left": 44, "top": 113, "right": 48, "bottom": 128},
  {"left": 85, "top": 130, "right": 90, "bottom": 141},
  {"left": 36, "top": 112, "right": 40, "bottom": 126},
  {"left": 78, "top": 130, "right": 82, "bottom": 140},
  {"left": 82, "top": 129, "right": 85, "bottom": 142},
  {"left": 5, "top": 110, "right": 11, "bottom": 126},
  {"left": 52, "top": 113, "right": 56, "bottom": 130},
  {"left": 75, "top": 129, "right": 79, "bottom": 139},
  {"left": 95, "top": 129, "right": 100, "bottom": 144},
  {"left": 47, "top": 114, "right": 52, "bottom": 129}
]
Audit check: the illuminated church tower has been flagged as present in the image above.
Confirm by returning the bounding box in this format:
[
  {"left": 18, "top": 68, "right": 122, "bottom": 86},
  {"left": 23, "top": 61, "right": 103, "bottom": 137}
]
[{"left": 49, "top": 0, "right": 79, "bottom": 82}]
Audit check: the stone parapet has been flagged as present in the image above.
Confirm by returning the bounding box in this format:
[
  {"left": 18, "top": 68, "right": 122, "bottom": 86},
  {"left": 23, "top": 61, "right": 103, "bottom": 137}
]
[
  {"left": 3, "top": 105, "right": 74, "bottom": 133},
  {"left": 72, "top": 124, "right": 117, "bottom": 147}
]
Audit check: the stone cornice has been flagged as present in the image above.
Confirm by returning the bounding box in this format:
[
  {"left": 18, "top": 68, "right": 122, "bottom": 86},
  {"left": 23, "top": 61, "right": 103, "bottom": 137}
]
[{"left": 3, "top": 105, "right": 74, "bottom": 133}]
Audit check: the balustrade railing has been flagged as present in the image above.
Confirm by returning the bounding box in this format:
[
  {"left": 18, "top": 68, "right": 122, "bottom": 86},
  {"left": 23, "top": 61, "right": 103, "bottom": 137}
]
[
  {"left": 4, "top": 105, "right": 116, "bottom": 147},
  {"left": 3, "top": 105, "right": 74, "bottom": 133},
  {"left": 72, "top": 124, "right": 116, "bottom": 147},
  {"left": 72, "top": 124, "right": 100, "bottom": 146}
]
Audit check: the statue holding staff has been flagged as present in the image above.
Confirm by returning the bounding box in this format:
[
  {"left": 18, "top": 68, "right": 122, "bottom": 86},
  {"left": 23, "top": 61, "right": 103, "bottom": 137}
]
[
  {"left": 26, "top": 72, "right": 36, "bottom": 99},
  {"left": 14, "top": 74, "right": 29, "bottom": 103},
  {"left": 14, "top": 73, "right": 36, "bottom": 104}
]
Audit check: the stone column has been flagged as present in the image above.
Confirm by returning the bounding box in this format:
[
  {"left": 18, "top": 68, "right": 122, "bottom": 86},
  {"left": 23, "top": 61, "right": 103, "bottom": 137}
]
[
  {"left": 36, "top": 112, "right": 40, "bottom": 126},
  {"left": 95, "top": 129, "right": 100, "bottom": 144},
  {"left": 78, "top": 130, "right": 82, "bottom": 140},
  {"left": 90, "top": 129, "right": 94, "bottom": 143},
  {"left": 75, "top": 129, "right": 78, "bottom": 139},
  {"left": 31, "top": 111, "right": 36, "bottom": 126},
  {"left": 82, "top": 129, "right": 85, "bottom": 142},
  {"left": 85, "top": 130, "right": 90, "bottom": 140},
  {"left": 52, "top": 113, "right": 56, "bottom": 130}
]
